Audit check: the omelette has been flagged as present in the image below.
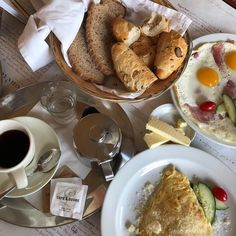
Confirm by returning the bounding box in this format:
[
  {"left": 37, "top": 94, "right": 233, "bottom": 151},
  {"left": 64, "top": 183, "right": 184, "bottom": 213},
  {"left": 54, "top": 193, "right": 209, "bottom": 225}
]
[{"left": 138, "top": 166, "right": 213, "bottom": 236}]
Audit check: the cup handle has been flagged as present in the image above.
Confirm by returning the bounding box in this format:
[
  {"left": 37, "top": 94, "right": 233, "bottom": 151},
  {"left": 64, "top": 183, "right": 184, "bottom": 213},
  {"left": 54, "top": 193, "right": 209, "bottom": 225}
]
[{"left": 9, "top": 168, "right": 28, "bottom": 189}]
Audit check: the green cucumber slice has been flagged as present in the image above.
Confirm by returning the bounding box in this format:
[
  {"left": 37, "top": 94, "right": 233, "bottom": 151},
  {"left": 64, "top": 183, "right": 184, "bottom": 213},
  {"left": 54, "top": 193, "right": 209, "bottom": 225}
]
[
  {"left": 216, "top": 103, "right": 226, "bottom": 115},
  {"left": 192, "top": 184, "right": 200, "bottom": 197},
  {"left": 193, "top": 183, "right": 216, "bottom": 224},
  {"left": 223, "top": 94, "right": 236, "bottom": 125},
  {"left": 215, "top": 198, "right": 228, "bottom": 210}
]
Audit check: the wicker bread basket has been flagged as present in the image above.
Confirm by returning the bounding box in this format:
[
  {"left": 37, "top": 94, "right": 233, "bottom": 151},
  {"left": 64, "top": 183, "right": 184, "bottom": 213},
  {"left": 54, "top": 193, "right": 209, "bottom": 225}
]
[{"left": 49, "top": 0, "right": 192, "bottom": 103}]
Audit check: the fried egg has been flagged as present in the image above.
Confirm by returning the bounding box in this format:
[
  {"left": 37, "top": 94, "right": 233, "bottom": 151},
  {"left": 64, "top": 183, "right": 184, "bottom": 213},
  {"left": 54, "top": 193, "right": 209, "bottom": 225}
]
[
  {"left": 225, "top": 51, "right": 236, "bottom": 71},
  {"left": 175, "top": 41, "right": 236, "bottom": 144}
]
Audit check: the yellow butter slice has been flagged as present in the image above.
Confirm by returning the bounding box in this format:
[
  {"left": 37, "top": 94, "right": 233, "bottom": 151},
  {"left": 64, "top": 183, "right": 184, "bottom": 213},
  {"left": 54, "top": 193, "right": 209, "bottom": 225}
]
[
  {"left": 146, "top": 117, "right": 191, "bottom": 146},
  {"left": 144, "top": 132, "right": 169, "bottom": 148}
]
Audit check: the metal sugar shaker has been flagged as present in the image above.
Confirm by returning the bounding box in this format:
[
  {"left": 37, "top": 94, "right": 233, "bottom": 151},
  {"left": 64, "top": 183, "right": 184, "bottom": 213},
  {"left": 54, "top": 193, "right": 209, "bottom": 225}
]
[{"left": 73, "top": 113, "right": 122, "bottom": 181}]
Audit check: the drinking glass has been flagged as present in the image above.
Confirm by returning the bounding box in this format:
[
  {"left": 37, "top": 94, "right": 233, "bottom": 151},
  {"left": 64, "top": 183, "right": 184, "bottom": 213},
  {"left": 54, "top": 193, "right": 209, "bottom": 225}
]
[{"left": 41, "top": 81, "right": 77, "bottom": 125}]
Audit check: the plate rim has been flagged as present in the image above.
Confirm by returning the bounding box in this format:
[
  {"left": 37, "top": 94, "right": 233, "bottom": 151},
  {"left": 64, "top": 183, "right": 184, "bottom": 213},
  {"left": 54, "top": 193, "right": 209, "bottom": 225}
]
[
  {"left": 192, "top": 33, "right": 236, "bottom": 47},
  {"left": 101, "top": 144, "right": 236, "bottom": 236},
  {"left": 171, "top": 32, "right": 236, "bottom": 148}
]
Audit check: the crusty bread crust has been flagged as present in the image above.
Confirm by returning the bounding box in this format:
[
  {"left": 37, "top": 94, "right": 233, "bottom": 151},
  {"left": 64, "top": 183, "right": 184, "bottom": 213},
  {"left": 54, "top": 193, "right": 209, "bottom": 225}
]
[
  {"left": 154, "top": 30, "right": 188, "bottom": 80},
  {"left": 68, "top": 24, "right": 105, "bottom": 84},
  {"left": 112, "top": 42, "right": 158, "bottom": 92},
  {"left": 86, "top": 0, "right": 125, "bottom": 76},
  {"left": 141, "top": 13, "right": 169, "bottom": 37},
  {"left": 112, "top": 18, "right": 141, "bottom": 46},
  {"left": 130, "top": 35, "right": 156, "bottom": 68}
]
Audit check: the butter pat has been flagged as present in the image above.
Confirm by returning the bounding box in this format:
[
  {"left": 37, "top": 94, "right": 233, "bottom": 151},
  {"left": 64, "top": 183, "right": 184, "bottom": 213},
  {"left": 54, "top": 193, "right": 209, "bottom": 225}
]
[
  {"left": 144, "top": 132, "right": 169, "bottom": 148},
  {"left": 176, "top": 118, "right": 187, "bottom": 128},
  {"left": 146, "top": 117, "right": 191, "bottom": 146}
]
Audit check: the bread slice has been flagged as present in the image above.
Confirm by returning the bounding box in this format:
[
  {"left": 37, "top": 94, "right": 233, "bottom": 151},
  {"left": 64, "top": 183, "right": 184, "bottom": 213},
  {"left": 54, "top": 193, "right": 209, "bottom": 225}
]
[
  {"left": 111, "top": 42, "right": 158, "bottom": 92},
  {"left": 86, "top": 0, "right": 125, "bottom": 76},
  {"left": 68, "top": 24, "right": 105, "bottom": 84}
]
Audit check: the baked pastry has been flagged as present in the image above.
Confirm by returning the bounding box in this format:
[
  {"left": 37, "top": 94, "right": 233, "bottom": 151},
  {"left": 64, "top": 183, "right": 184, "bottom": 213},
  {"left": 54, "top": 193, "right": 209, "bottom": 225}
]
[
  {"left": 112, "top": 18, "right": 141, "bottom": 46},
  {"left": 138, "top": 165, "right": 214, "bottom": 236},
  {"left": 68, "top": 24, "right": 105, "bottom": 84},
  {"left": 154, "top": 30, "right": 188, "bottom": 79},
  {"left": 86, "top": 0, "right": 126, "bottom": 76},
  {"left": 141, "top": 12, "right": 169, "bottom": 37},
  {"left": 111, "top": 42, "right": 158, "bottom": 92},
  {"left": 130, "top": 35, "right": 156, "bottom": 68}
]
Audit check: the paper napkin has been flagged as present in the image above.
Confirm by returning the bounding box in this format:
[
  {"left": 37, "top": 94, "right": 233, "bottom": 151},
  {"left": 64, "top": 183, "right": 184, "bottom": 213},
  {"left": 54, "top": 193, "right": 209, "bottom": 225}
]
[
  {"left": 122, "top": 0, "right": 192, "bottom": 36},
  {"left": 18, "top": 0, "right": 98, "bottom": 71}
]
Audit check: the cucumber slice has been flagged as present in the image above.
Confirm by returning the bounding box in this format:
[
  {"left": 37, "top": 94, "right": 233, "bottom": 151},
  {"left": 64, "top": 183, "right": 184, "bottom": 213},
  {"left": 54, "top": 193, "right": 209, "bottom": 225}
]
[
  {"left": 192, "top": 184, "right": 200, "bottom": 197},
  {"left": 193, "top": 183, "right": 216, "bottom": 224},
  {"left": 215, "top": 198, "right": 228, "bottom": 210},
  {"left": 223, "top": 94, "right": 236, "bottom": 125},
  {"left": 216, "top": 103, "right": 226, "bottom": 115}
]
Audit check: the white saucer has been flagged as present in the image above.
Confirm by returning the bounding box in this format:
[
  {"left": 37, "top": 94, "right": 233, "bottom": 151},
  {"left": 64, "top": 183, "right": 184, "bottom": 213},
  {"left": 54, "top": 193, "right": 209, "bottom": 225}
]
[
  {"left": 150, "top": 103, "right": 195, "bottom": 141},
  {"left": 0, "top": 116, "right": 61, "bottom": 198}
]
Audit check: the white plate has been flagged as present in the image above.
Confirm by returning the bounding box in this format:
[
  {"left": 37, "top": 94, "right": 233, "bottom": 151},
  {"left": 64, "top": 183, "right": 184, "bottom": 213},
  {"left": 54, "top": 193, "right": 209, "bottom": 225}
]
[
  {"left": 150, "top": 103, "right": 195, "bottom": 141},
  {"left": 101, "top": 144, "right": 236, "bottom": 236},
  {"left": 0, "top": 116, "right": 61, "bottom": 198},
  {"left": 192, "top": 33, "right": 236, "bottom": 48},
  {"left": 171, "top": 33, "right": 236, "bottom": 148}
]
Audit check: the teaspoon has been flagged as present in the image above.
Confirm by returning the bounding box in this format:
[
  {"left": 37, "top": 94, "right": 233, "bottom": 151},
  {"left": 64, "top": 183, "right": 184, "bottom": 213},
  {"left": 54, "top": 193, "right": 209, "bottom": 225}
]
[
  {"left": 27, "top": 148, "right": 61, "bottom": 175},
  {"left": 0, "top": 148, "right": 61, "bottom": 200}
]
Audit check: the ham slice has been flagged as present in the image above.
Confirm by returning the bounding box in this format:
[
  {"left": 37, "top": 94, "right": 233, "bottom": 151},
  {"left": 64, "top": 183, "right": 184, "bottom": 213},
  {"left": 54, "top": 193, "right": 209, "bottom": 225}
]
[
  {"left": 185, "top": 104, "right": 215, "bottom": 123},
  {"left": 226, "top": 39, "right": 235, "bottom": 44},
  {"left": 223, "top": 80, "right": 235, "bottom": 98},
  {"left": 211, "top": 43, "right": 224, "bottom": 70},
  {"left": 192, "top": 51, "right": 199, "bottom": 58}
]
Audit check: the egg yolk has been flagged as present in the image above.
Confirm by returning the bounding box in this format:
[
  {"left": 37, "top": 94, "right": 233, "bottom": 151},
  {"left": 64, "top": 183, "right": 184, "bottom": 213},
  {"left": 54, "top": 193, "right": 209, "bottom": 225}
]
[
  {"left": 225, "top": 51, "right": 236, "bottom": 71},
  {"left": 197, "top": 67, "right": 219, "bottom": 87}
]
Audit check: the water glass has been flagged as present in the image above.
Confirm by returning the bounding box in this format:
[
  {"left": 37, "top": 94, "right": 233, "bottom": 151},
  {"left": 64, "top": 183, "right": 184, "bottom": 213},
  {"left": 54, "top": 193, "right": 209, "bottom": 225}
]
[{"left": 40, "top": 81, "right": 77, "bottom": 125}]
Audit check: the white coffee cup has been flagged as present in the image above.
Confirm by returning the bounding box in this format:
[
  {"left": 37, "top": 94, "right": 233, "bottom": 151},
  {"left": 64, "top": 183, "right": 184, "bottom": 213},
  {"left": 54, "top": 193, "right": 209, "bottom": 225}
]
[{"left": 0, "top": 119, "right": 35, "bottom": 189}]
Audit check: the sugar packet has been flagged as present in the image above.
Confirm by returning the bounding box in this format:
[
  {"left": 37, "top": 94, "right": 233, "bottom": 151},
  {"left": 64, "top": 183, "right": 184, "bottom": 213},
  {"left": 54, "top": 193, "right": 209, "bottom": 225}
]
[
  {"left": 50, "top": 179, "right": 88, "bottom": 220},
  {"left": 50, "top": 177, "right": 82, "bottom": 202}
]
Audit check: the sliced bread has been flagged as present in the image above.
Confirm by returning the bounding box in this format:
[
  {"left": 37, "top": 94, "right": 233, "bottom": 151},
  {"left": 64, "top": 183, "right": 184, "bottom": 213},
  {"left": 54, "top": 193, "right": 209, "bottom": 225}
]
[
  {"left": 86, "top": 0, "right": 125, "bottom": 76},
  {"left": 68, "top": 24, "right": 105, "bottom": 84}
]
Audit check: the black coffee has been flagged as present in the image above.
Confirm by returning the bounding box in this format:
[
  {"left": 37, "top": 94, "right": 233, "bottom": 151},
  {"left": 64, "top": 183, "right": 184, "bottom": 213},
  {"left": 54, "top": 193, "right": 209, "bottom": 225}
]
[{"left": 0, "top": 130, "right": 30, "bottom": 168}]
